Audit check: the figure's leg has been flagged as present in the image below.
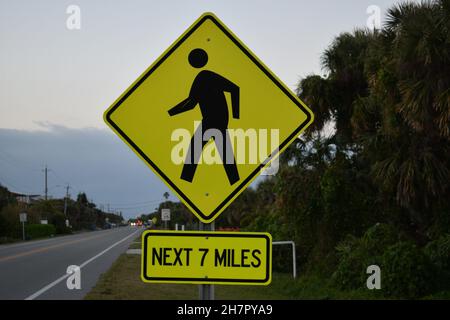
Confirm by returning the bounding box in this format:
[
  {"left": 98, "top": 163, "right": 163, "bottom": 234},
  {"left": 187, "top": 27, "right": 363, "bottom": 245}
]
[
  {"left": 181, "top": 124, "right": 206, "bottom": 182},
  {"left": 217, "top": 128, "right": 240, "bottom": 185}
]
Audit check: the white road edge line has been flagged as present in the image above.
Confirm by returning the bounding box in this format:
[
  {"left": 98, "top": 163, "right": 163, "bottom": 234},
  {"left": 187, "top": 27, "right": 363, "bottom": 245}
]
[
  {"left": 0, "top": 229, "right": 113, "bottom": 251},
  {"left": 24, "top": 228, "right": 140, "bottom": 300}
]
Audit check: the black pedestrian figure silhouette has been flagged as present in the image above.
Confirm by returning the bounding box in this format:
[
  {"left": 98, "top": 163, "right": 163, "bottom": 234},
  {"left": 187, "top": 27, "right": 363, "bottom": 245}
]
[{"left": 168, "top": 48, "right": 240, "bottom": 185}]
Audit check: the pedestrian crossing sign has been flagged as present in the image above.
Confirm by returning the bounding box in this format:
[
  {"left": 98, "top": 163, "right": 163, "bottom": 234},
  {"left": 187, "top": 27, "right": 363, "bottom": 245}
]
[{"left": 104, "top": 12, "right": 314, "bottom": 223}]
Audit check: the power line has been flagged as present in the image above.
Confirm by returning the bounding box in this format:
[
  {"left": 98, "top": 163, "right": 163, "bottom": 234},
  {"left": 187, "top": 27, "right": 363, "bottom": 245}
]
[
  {"left": 0, "top": 154, "right": 21, "bottom": 169},
  {"left": 0, "top": 151, "right": 40, "bottom": 174},
  {"left": 49, "top": 170, "right": 67, "bottom": 184},
  {"left": 0, "top": 154, "right": 41, "bottom": 193},
  {"left": 49, "top": 169, "right": 84, "bottom": 198},
  {"left": 0, "top": 174, "right": 38, "bottom": 194},
  {"left": 0, "top": 151, "right": 164, "bottom": 211},
  {"left": 106, "top": 198, "right": 164, "bottom": 206},
  {"left": 109, "top": 200, "right": 162, "bottom": 210}
]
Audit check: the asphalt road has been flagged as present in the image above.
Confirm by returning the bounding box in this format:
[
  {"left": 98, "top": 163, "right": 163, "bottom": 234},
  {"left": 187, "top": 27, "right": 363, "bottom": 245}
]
[{"left": 0, "top": 226, "right": 142, "bottom": 300}]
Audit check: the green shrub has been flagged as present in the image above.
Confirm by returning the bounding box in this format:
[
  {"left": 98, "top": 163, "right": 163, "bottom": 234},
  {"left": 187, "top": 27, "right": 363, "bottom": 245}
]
[
  {"left": 0, "top": 213, "right": 8, "bottom": 238},
  {"left": 0, "top": 204, "right": 21, "bottom": 239},
  {"left": 57, "top": 226, "right": 72, "bottom": 235},
  {"left": 50, "top": 213, "right": 71, "bottom": 234},
  {"left": 424, "top": 234, "right": 450, "bottom": 290},
  {"left": 25, "top": 224, "right": 56, "bottom": 239},
  {"left": 361, "top": 223, "right": 400, "bottom": 256},
  {"left": 332, "top": 238, "right": 367, "bottom": 289},
  {"left": 332, "top": 224, "right": 398, "bottom": 290},
  {"left": 381, "top": 241, "right": 434, "bottom": 298}
]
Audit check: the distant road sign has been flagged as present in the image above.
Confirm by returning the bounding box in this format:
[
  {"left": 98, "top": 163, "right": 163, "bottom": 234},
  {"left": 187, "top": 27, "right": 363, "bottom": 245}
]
[
  {"left": 161, "top": 209, "right": 171, "bottom": 221},
  {"left": 141, "top": 230, "right": 272, "bottom": 285},
  {"left": 19, "top": 213, "right": 27, "bottom": 223},
  {"left": 104, "top": 12, "right": 314, "bottom": 223}
]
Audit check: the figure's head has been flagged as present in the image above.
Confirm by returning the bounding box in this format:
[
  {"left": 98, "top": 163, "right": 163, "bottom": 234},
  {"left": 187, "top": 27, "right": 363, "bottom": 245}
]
[{"left": 188, "top": 48, "right": 208, "bottom": 68}]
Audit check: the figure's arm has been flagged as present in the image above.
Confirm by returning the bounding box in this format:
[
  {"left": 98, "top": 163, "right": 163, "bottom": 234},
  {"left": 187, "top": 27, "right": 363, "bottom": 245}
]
[
  {"left": 229, "top": 84, "right": 240, "bottom": 119},
  {"left": 217, "top": 75, "right": 240, "bottom": 119},
  {"left": 168, "top": 97, "right": 197, "bottom": 116}
]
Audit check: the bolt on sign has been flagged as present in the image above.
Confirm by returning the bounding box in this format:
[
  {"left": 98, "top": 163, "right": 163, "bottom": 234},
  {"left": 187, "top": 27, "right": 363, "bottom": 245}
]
[
  {"left": 103, "top": 12, "right": 314, "bottom": 223},
  {"left": 141, "top": 230, "right": 272, "bottom": 285}
]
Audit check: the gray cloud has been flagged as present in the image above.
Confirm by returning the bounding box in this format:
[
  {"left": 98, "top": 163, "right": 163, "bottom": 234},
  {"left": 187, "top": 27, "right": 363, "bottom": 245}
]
[{"left": 0, "top": 123, "right": 172, "bottom": 218}]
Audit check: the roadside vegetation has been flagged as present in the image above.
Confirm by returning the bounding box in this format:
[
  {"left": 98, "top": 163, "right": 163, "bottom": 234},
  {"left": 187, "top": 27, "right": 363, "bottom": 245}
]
[
  {"left": 85, "top": 240, "right": 376, "bottom": 300},
  {"left": 86, "top": 240, "right": 449, "bottom": 300},
  {"left": 0, "top": 185, "right": 124, "bottom": 243},
  {"left": 138, "top": 1, "right": 450, "bottom": 299}
]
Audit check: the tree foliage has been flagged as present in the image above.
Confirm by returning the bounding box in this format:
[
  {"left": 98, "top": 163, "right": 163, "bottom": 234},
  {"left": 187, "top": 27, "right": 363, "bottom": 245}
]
[
  {"left": 217, "top": 0, "right": 449, "bottom": 297},
  {"left": 0, "top": 189, "right": 123, "bottom": 241}
]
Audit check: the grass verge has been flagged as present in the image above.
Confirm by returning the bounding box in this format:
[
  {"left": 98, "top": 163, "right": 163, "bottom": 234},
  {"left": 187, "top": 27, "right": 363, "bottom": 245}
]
[
  {"left": 86, "top": 235, "right": 449, "bottom": 299},
  {"left": 85, "top": 238, "right": 377, "bottom": 300},
  {"left": 85, "top": 253, "right": 296, "bottom": 300}
]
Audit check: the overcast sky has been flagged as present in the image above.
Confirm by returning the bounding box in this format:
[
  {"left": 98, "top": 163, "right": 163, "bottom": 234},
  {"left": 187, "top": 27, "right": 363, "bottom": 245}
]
[{"left": 0, "top": 0, "right": 407, "bottom": 218}]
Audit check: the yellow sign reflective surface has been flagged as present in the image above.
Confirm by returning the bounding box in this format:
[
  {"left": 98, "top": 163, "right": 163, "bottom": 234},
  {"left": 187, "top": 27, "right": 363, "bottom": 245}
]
[
  {"left": 104, "top": 12, "right": 313, "bottom": 223},
  {"left": 141, "top": 230, "right": 272, "bottom": 285}
]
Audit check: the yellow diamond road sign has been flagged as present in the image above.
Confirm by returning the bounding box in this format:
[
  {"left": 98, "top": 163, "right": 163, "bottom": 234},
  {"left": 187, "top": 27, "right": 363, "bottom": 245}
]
[{"left": 104, "top": 12, "right": 314, "bottom": 223}]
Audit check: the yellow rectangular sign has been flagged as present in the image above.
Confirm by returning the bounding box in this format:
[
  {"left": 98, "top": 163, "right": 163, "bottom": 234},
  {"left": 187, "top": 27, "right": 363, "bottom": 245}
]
[{"left": 141, "top": 230, "right": 272, "bottom": 285}]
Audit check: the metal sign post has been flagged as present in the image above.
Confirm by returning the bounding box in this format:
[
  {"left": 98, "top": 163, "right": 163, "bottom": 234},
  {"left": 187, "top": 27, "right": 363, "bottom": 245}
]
[{"left": 199, "top": 220, "right": 215, "bottom": 300}]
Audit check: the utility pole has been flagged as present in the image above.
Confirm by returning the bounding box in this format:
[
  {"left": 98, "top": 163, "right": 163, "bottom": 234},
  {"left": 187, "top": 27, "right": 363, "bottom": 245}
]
[
  {"left": 44, "top": 165, "right": 48, "bottom": 200},
  {"left": 63, "top": 184, "right": 70, "bottom": 216}
]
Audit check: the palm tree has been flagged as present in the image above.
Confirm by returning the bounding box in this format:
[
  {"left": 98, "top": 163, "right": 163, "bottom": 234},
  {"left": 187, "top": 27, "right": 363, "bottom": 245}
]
[
  {"left": 384, "top": 0, "right": 450, "bottom": 138},
  {"left": 354, "top": 0, "right": 449, "bottom": 235},
  {"left": 298, "top": 29, "right": 375, "bottom": 146},
  {"left": 296, "top": 0, "right": 449, "bottom": 237}
]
